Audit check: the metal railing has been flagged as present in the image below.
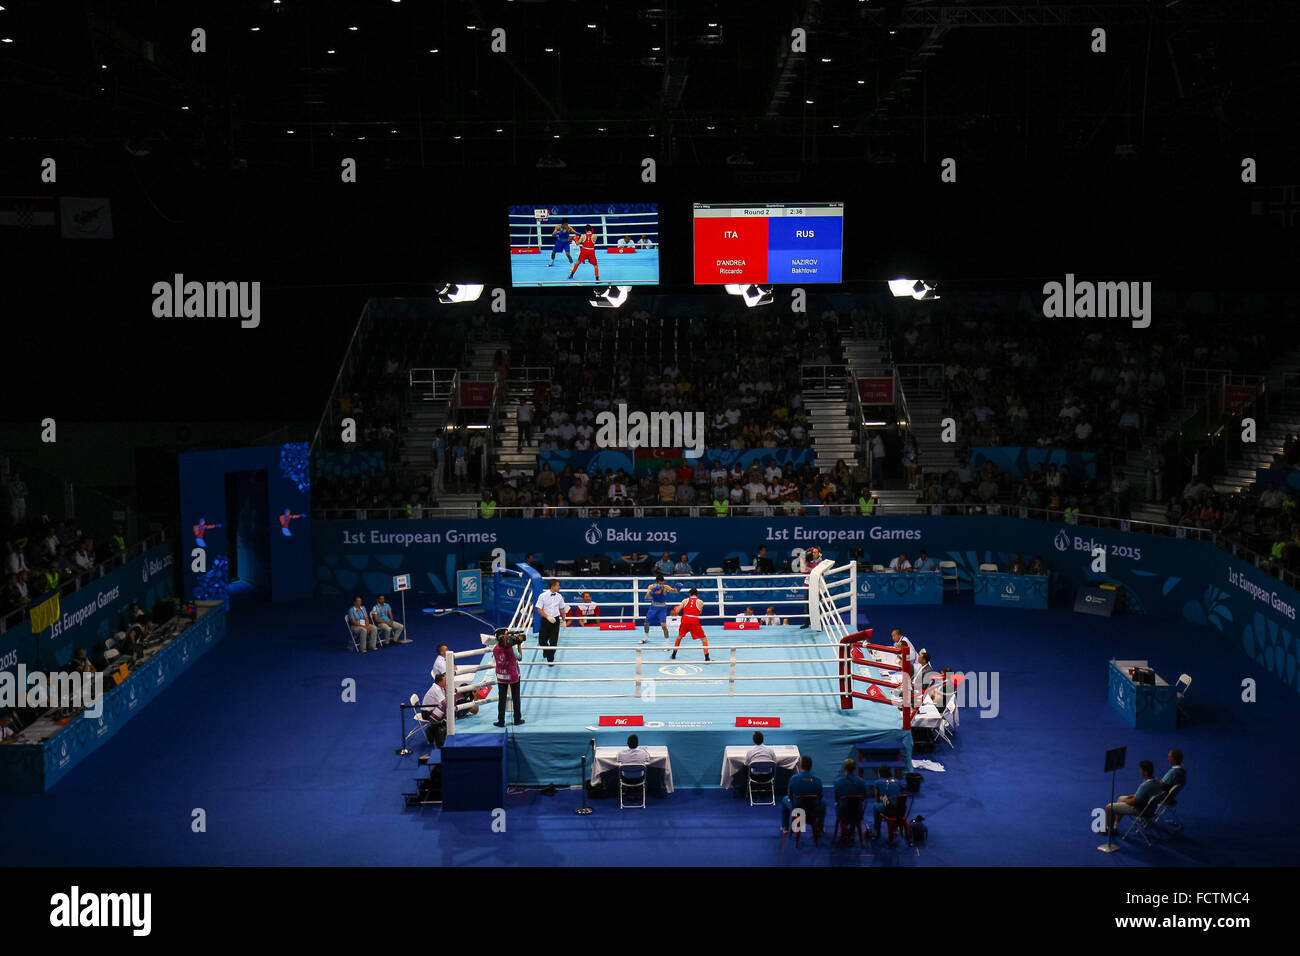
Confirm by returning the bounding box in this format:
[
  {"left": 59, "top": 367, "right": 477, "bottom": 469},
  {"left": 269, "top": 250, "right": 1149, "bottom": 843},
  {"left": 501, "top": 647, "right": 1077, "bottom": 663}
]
[
  {"left": 408, "top": 368, "right": 460, "bottom": 403},
  {"left": 0, "top": 531, "right": 170, "bottom": 634},
  {"left": 800, "top": 364, "right": 851, "bottom": 394},
  {"left": 311, "top": 301, "right": 372, "bottom": 453}
]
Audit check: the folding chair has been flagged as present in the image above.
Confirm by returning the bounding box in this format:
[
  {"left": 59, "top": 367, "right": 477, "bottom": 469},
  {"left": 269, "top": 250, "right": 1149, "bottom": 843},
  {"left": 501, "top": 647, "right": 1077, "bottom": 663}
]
[
  {"left": 978, "top": 563, "right": 999, "bottom": 573},
  {"left": 746, "top": 761, "right": 776, "bottom": 806},
  {"left": 1121, "top": 785, "right": 1177, "bottom": 847},
  {"left": 833, "top": 794, "right": 867, "bottom": 847},
  {"left": 790, "top": 794, "right": 825, "bottom": 848},
  {"left": 1153, "top": 782, "right": 1184, "bottom": 831},
  {"left": 934, "top": 694, "right": 958, "bottom": 748},
  {"left": 344, "top": 615, "right": 363, "bottom": 653},
  {"left": 880, "top": 792, "right": 913, "bottom": 846},
  {"left": 939, "top": 560, "right": 958, "bottom": 591},
  {"left": 618, "top": 763, "right": 647, "bottom": 809},
  {"left": 405, "top": 693, "right": 447, "bottom": 749},
  {"left": 1174, "top": 674, "right": 1192, "bottom": 726}
]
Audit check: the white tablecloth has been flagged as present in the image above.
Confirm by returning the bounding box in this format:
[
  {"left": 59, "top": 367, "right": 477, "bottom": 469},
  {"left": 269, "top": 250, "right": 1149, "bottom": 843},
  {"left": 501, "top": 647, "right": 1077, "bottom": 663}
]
[
  {"left": 719, "top": 745, "right": 802, "bottom": 789},
  {"left": 911, "top": 702, "right": 942, "bottom": 729},
  {"left": 592, "top": 746, "right": 674, "bottom": 793}
]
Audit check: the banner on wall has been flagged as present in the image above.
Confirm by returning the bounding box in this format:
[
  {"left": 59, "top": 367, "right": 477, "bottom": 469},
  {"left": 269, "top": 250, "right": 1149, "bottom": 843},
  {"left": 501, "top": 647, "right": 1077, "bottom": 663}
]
[
  {"left": 314, "top": 514, "right": 1300, "bottom": 696},
  {"left": 0, "top": 542, "right": 177, "bottom": 671},
  {"left": 857, "top": 377, "right": 894, "bottom": 405}
]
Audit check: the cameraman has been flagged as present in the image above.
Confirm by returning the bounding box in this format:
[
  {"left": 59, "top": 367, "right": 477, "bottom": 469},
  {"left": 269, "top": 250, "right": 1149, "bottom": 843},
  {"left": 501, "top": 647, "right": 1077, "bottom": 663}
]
[{"left": 493, "top": 629, "right": 525, "bottom": 727}]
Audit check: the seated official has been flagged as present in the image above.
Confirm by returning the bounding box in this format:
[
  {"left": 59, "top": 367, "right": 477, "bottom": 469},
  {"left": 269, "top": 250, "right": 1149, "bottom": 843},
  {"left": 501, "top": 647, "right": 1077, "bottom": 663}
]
[
  {"left": 912, "top": 550, "right": 937, "bottom": 572},
  {"left": 433, "top": 643, "right": 449, "bottom": 678},
  {"left": 1028, "top": 556, "right": 1048, "bottom": 575},
  {"left": 744, "top": 731, "right": 777, "bottom": 769},
  {"left": 348, "top": 596, "right": 378, "bottom": 652},
  {"left": 1105, "top": 760, "right": 1164, "bottom": 834},
  {"left": 734, "top": 605, "right": 759, "bottom": 623},
  {"left": 781, "top": 755, "right": 825, "bottom": 832},
  {"left": 834, "top": 758, "right": 870, "bottom": 836},
  {"left": 121, "top": 625, "right": 145, "bottom": 660},
  {"left": 673, "top": 554, "right": 693, "bottom": 575},
  {"left": 889, "top": 628, "right": 917, "bottom": 664},
  {"left": 119, "top": 600, "right": 154, "bottom": 636},
  {"left": 67, "top": 647, "right": 96, "bottom": 675},
  {"left": 912, "top": 650, "right": 935, "bottom": 701},
  {"left": 760, "top": 606, "right": 780, "bottom": 625},
  {"left": 654, "top": 551, "right": 676, "bottom": 576},
  {"left": 370, "top": 595, "right": 404, "bottom": 644},
  {"left": 419, "top": 673, "right": 450, "bottom": 747},
  {"left": 0, "top": 713, "right": 18, "bottom": 742},
  {"left": 1007, "top": 553, "right": 1026, "bottom": 574},
  {"left": 887, "top": 553, "right": 912, "bottom": 572},
  {"left": 1162, "top": 748, "right": 1186, "bottom": 791},
  {"left": 617, "top": 734, "right": 654, "bottom": 766},
  {"left": 570, "top": 592, "right": 600, "bottom": 625},
  {"left": 421, "top": 673, "right": 447, "bottom": 723},
  {"left": 871, "top": 766, "right": 903, "bottom": 837}
]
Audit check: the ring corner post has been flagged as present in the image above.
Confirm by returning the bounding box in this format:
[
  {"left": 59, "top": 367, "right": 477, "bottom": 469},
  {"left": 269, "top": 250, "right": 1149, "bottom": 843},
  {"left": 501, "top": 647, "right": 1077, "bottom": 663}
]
[{"left": 446, "top": 649, "right": 457, "bottom": 738}]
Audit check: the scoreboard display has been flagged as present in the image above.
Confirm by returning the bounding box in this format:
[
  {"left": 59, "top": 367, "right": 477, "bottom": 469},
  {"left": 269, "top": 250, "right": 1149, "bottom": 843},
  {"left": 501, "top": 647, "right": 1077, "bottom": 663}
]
[{"left": 693, "top": 203, "right": 844, "bottom": 284}]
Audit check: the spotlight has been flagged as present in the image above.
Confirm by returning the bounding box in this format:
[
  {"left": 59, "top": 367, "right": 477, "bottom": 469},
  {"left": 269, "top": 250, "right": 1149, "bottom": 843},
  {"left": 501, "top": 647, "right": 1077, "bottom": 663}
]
[
  {"left": 724, "top": 284, "right": 774, "bottom": 308},
  {"left": 589, "top": 285, "right": 631, "bottom": 309},
  {"left": 888, "top": 278, "right": 940, "bottom": 300},
  {"left": 436, "top": 283, "right": 484, "bottom": 304}
]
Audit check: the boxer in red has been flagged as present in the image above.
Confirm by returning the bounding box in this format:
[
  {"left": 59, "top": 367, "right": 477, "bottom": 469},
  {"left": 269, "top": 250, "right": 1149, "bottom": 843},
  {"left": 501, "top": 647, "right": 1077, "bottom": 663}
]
[
  {"left": 567, "top": 224, "right": 600, "bottom": 281},
  {"left": 671, "top": 588, "right": 710, "bottom": 662}
]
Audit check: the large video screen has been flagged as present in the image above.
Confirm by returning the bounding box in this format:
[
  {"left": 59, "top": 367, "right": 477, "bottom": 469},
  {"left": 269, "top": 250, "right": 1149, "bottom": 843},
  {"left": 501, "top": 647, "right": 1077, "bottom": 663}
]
[
  {"left": 508, "top": 203, "right": 659, "bottom": 287},
  {"left": 693, "top": 202, "right": 844, "bottom": 284}
]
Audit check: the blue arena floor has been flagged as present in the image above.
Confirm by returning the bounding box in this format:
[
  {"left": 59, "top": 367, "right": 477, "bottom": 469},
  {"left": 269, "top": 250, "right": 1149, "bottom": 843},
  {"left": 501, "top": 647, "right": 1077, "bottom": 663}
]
[
  {"left": 455, "top": 625, "right": 908, "bottom": 787},
  {"left": 1, "top": 589, "right": 1297, "bottom": 867},
  {"left": 510, "top": 248, "right": 659, "bottom": 286}
]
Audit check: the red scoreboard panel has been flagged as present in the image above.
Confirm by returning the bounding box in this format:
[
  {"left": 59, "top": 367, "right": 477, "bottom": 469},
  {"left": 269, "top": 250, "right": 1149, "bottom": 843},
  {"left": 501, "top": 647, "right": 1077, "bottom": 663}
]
[{"left": 693, "top": 211, "right": 770, "bottom": 284}]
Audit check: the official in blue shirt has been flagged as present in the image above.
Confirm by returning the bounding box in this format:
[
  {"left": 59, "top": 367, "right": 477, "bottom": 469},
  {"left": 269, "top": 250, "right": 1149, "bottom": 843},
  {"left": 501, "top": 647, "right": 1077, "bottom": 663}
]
[
  {"left": 1105, "top": 760, "right": 1165, "bottom": 833},
  {"left": 913, "top": 550, "right": 937, "bottom": 573},
  {"left": 654, "top": 551, "right": 676, "bottom": 576},
  {"left": 1162, "top": 748, "right": 1186, "bottom": 790},
  {"left": 834, "top": 758, "right": 869, "bottom": 838},
  {"left": 370, "top": 595, "right": 405, "bottom": 645},
  {"left": 871, "top": 766, "right": 903, "bottom": 837},
  {"left": 348, "top": 596, "right": 378, "bottom": 652},
  {"left": 781, "top": 755, "right": 825, "bottom": 832}
]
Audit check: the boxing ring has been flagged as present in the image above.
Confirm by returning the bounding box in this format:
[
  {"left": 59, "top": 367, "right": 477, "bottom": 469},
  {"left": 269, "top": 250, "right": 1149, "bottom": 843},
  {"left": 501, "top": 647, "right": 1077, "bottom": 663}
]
[{"left": 443, "top": 562, "right": 915, "bottom": 788}]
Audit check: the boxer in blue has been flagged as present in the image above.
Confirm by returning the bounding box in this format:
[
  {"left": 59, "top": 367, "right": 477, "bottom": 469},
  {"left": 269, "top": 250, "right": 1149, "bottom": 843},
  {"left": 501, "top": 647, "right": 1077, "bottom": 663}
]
[{"left": 643, "top": 573, "right": 679, "bottom": 645}]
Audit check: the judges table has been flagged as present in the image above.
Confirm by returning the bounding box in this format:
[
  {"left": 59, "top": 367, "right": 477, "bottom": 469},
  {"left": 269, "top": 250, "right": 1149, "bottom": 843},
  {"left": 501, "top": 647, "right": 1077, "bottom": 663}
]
[
  {"left": 858, "top": 570, "right": 943, "bottom": 605},
  {"left": 973, "top": 571, "right": 1048, "bottom": 610},
  {"left": 1108, "top": 659, "right": 1176, "bottom": 730},
  {"left": 719, "top": 745, "right": 802, "bottom": 791},
  {"left": 592, "top": 746, "right": 674, "bottom": 794}
]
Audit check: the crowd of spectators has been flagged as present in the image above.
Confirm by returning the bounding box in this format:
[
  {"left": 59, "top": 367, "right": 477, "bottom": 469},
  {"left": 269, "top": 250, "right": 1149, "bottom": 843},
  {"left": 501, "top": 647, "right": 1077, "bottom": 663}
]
[
  {"left": 470, "top": 456, "right": 883, "bottom": 518},
  {"left": 2, "top": 522, "right": 127, "bottom": 617},
  {"left": 891, "top": 305, "right": 1269, "bottom": 456},
  {"left": 506, "top": 309, "right": 843, "bottom": 453},
  {"left": 919, "top": 457, "right": 1135, "bottom": 519}
]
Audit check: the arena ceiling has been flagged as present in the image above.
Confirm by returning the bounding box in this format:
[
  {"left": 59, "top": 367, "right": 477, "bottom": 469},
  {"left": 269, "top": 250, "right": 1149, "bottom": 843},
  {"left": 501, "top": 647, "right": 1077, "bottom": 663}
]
[{"left": 3, "top": 0, "right": 1297, "bottom": 172}]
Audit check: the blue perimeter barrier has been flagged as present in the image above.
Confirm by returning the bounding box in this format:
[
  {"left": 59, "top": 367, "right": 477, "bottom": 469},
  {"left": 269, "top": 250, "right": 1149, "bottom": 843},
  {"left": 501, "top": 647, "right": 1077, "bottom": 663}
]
[
  {"left": 0, "top": 605, "right": 227, "bottom": 793},
  {"left": 314, "top": 515, "right": 1300, "bottom": 697}
]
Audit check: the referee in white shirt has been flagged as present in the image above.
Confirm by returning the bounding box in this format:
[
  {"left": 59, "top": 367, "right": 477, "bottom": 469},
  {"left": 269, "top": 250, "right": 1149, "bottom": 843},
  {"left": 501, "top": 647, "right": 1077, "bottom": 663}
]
[
  {"left": 745, "top": 730, "right": 777, "bottom": 766},
  {"left": 617, "top": 734, "right": 654, "bottom": 766},
  {"left": 535, "top": 579, "right": 569, "bottom": 665}
]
